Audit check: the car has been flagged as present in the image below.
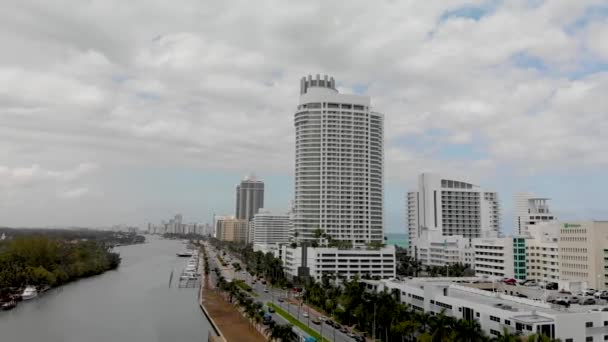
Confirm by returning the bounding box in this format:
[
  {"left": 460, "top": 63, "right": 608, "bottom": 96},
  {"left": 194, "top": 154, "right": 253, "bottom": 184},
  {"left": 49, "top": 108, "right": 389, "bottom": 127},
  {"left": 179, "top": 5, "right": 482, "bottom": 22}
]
[
  {"left": 312, "top": 318, "right": 321, "bottom": 325},
  {"left": 569, "top": 296, "right": 580, "bottom": 304},
  {"left": 277, "top": 298, "right": 284, "bottom": 303},
  {"left": 354, "top": 336, "right": 365, "bottom": 342},
  {"left": 264, "top": 288, "right": 269, "bottom": 293},
  {"left": 319, "top": 316, "right": 327, "bottom": 321},
  {"left": 326, "top": 320, "right": 335, "bottom": 327},
  {"left": 556, "top": 300, "right": 570, "bottom": 307},
  {"left": 582, "top": 298, "right": 597, "bottom": 305},
  {"left": 546, "top": 282, "right": 558, "bottom": 290},
  {"left": 303, "top": 312, "right": 309, "bottom": 318},
  {"left": 268, "top": 307, "right": 275, "bottom": 313},
  {"left": 503, "top": 278, "right": 517, "bottom": 285},
  {"left": 516, "top": 293, "right": 528, "bottom": 298},
  {"left": 347, "top": 332, "right": 356, "bottom": 337},
  {"left": 523, "top": 281, "right": 538, "bottom": 287},
  {"left": 334, "top": 323, "right": 342, "bottom": 330},
  {"left": 340, "top": 327, "right": 348, "bottom": 333}
]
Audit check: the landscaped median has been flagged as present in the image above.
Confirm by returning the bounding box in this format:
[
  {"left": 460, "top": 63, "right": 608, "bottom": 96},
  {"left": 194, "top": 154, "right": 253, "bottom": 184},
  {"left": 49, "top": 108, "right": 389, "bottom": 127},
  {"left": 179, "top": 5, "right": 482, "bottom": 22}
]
[
  {"left": 267, "top": 302, "right": 330, "bottom": 342},
  {"left": 234, "top": 280, "right": 258, "bottom": 297}
]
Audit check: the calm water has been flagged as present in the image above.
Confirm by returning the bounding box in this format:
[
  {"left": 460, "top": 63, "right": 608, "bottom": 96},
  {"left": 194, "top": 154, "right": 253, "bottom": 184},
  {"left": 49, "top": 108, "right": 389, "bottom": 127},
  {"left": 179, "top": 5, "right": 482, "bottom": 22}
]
[
  {"left": 386, "top": 233, "right": 408, "bottom": 248},
  {"left": 0, "top": 236, "right": 211, "bottom": 342}
]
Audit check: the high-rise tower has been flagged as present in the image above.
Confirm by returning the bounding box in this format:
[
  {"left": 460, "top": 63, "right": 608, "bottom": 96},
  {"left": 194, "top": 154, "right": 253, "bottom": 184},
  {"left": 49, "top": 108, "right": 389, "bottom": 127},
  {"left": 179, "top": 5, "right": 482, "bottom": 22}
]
[
  {"left": 235, "top": 175, "right": 264, "bottom": 221},
  {"left": 293, "top": 74, "right": 384, "bottom": 246}
]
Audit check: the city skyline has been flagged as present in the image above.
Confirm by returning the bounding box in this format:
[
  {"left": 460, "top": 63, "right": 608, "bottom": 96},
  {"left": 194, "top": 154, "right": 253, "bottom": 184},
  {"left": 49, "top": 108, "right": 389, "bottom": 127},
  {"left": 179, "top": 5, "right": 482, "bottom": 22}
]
[{"left": 1, "top": 1, "right": 607, "bottom": 231}]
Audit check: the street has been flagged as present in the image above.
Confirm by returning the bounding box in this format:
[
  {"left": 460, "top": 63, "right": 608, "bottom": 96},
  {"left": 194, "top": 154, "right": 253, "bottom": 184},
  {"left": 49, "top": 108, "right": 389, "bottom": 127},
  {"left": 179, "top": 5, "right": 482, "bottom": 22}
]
[{"left": 203, "top": 242, "right": 355, "bottom": 342}]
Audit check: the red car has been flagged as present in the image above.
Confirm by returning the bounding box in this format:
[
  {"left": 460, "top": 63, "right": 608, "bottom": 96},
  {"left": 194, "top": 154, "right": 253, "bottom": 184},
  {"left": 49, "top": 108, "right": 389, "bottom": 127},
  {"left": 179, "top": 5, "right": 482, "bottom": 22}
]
[{"left": 503, "top": 278, "right": 517, "bottom": 285}]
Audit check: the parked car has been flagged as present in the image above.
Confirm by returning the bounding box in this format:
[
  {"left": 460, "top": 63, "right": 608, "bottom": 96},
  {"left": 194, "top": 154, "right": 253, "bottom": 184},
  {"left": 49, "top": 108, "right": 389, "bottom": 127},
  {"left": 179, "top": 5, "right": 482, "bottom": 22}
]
[
  {"left": 545, "top": 282, "right": 558, "bottom": 290},
  {"left": 319, "top": 316, "right": 327, "bottom": 321},
  {"left": 582, "top": 298, "right": 597, "bottom": 305},
  {"left": 523, "top": 281, "right": 538, "bottom": 287},
  {"left": 569, "top": 296, "right": 580, "bottom": 304},
  {"left": 277, "top": 298, "right": 284, "bottom": 302},
  {"left": 556, "top": 300, "right": 570, "bottom": 307},
  {"left": 268, "top": 307, "right": 275, "bottom": 313},
  {"left": 340, "top": 327, "right": 348, "bottom": 333},
  {"left": 334, "top": 323, "right": 342, "bottom": 330},
  {"left": 503, "top": 278, "right": 517, "bottom": 285},
  {"left": 354, "top": 336, "right": 365, "bottom": 342},
  {"left": 263, "top": 288, "right": 269, "bottom": 293},
  {"left": 312, "top": 318, "right": 321, "bottom": 325},
  {"left": 326, "top": 320, "right": 335, "bottom": 327},
  {"left": 303, "top": 312, "right": 309, "bottom": 318}
]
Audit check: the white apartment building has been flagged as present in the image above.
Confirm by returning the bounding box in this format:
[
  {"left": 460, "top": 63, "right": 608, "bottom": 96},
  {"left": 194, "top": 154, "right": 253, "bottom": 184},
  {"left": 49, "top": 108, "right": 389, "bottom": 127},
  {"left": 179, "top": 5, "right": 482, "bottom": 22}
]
[
  {"left": 364, "top": 277, "right": 608, "bottom": 341},
  {"left": 408, "top": 173, "right": 500, "bottom": 265},
  {"left": 515, "top": 193, "right": 556, "bottom": 235},
  {"left": 251, "top": 210, "right": 291, "bottom": 245},
  {"left": 559, "top": 221, "right": 608, "bottom": 290},
  {"left": 472, "top": 237, "right": 526, "bottom": 280},
  {"left": 293, "top": 74, "right": 383, "bottom": 246},
  {"left": 281, "top": 245, "right": 396, "bottom": 281},
  {"left": 526, "top": 221, "right": 560, "bottom": 283},
  {"left": 417, "top": 234, "right": 471, "bottom": 267}
]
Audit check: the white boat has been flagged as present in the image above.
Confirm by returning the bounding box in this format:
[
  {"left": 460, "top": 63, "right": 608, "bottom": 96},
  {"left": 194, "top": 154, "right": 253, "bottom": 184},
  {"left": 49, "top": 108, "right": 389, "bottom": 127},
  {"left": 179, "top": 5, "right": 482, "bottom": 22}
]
[{"left": 21, "top": 286, "right": 37, "bottom": 300}]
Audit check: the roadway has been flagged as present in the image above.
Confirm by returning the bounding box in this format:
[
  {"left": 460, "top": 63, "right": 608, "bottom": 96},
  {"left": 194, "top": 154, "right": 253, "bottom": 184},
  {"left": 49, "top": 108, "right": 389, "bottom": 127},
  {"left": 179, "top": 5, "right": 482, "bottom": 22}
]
[{"left": 203, "top": 242, "right": 356, "bottom": 342}]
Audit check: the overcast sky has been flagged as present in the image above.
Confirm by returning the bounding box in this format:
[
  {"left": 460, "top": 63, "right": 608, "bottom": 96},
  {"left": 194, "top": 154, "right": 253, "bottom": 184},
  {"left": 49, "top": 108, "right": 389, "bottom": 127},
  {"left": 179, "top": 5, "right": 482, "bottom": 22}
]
[{"left": 1, "top": 0, "right": 607, "bottom": 233}]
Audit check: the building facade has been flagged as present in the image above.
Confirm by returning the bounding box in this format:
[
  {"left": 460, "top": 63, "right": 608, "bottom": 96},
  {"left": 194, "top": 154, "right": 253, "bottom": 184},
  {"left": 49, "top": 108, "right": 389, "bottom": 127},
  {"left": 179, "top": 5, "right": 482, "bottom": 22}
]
[
  {"left": 215, "top": 216, "right": 249, "bottom": 243},
  {"left": 408, "top": 173, "right": 500, "bottom": 265},
  {"left": 364, "top": 278, "right": 608, "bottom": 341},
  {"left": 558, "top": 221, "right": 608, "bottom": 290},
  {"left": 236, "top": 175, "right": 264, "bottom": 221},
  {"left": 514, "top": 193, "right": 556, "bottom": 236},
  {"left": 281, "top": 245, "right": 396, "bottom": 281},
  {"left": 525, "top": 221, "right": 560, "bottom": 283},
  {"left": 251, "top": 210, "right": 291, "bottom": 245},
  {"left": 293, "top": 74, "right": 384, "bottom": 246},
  {"left": 472, "top": 237, "right": 526, "bottom": 280}
]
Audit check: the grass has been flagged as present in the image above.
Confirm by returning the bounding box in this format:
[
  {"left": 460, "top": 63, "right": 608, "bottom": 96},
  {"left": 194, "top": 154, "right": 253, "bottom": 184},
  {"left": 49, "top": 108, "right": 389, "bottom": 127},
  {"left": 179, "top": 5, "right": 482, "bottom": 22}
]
[
  {"left": 235, "top": 280, "right": 258, "bottom": 297},
  {"left": 267, "top": 302, "right": 330, "bottom": 342}
]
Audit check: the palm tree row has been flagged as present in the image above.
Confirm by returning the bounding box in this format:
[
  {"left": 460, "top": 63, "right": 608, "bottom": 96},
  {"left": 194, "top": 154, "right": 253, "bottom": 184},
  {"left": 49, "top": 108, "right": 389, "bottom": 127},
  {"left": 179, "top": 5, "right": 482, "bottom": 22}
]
[
  {"left": 303, "top": 276, "right": 559, "bottom": 342},
  {"left": 212, "top": 266, "right": 297, "bottom": 341}
]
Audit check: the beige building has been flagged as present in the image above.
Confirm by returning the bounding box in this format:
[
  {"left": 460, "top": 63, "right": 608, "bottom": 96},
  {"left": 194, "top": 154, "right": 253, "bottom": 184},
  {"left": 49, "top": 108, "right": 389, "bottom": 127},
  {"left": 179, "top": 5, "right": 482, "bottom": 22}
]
[
  {"left": 526, "top": 222, "right": 560, "bottom": 283},
  {"left": 558, "top": 221, "right": 608, "bottom": 290},
  {"left": 215, "top": 216, "right": 248, "bottom": 242}
]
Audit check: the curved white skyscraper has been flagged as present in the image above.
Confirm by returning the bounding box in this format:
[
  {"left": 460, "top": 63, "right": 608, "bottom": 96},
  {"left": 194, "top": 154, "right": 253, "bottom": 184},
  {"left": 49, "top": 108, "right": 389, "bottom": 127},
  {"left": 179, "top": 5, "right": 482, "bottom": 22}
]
[{"left": 293, "top": 74, "right": 384, "bottom": 246}]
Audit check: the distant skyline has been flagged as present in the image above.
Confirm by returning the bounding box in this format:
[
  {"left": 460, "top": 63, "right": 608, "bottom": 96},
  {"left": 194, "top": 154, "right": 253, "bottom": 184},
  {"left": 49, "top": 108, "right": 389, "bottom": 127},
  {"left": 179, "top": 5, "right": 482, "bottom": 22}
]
[{"left": 1, "top": 1, "right": 607, "bottom": 233}]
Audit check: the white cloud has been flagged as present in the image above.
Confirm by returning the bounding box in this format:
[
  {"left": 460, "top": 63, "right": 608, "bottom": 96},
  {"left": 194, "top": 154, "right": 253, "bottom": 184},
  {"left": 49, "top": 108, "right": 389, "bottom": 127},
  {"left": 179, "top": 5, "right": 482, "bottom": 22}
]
[
  {"left": 0, "top": 0, "right": 607, "bottom": 226},
  {"left": 58, "top": 187, "right": 90, "bottom": 199}
]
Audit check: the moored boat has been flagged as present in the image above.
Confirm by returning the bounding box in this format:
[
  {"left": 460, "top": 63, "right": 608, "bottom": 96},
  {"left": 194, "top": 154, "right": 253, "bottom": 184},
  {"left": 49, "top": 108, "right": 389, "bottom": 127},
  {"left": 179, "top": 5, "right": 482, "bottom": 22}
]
[{"left": 21, "top": 286, "right": 37, "bottom": 300}]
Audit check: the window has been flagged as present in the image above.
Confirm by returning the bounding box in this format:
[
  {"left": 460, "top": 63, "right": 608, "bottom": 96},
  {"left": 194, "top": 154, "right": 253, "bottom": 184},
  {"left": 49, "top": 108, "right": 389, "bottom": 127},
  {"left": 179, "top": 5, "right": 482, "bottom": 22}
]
[
  {"left": 490, "top": 329, "right": 500, "bottom": 336},
  {"left": 604, "top": 336, "right": 608, "bottom": 341},
  {"left": 586, "top": 322, "right": 593, "bottom": 328},
  {"left": 476, "top": 312, "right": 480, "bottom": 317},
  {"left": 565, "top": 339, "right": 573, "bottom": 342},
  {"left": 505, "top": 320, "right": 511, "bottom": 326},
  {"left": 490, "top": 316, "right": 500, "bottom": 323},
  {"left": 586, "top": 337, "right": 593, "bottom": 342}
]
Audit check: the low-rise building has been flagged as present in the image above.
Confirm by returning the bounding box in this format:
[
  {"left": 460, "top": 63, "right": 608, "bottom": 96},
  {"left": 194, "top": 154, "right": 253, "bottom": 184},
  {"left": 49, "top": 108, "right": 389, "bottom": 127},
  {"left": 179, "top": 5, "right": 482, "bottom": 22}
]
[
  {"left": 472, "top": 237, "right": 527, "bottom": 280},
  {"left": 280, "top": 245, "right": 396, "bottom": 281},
  {"left": 559, "top": 221, "right": 608, "bottom": 290},
  {"left": 526, "top": 221, "right": 560, "bottom": 283},
  {"left": 364, "top": 277, "right": 608, "bottom": 341}
]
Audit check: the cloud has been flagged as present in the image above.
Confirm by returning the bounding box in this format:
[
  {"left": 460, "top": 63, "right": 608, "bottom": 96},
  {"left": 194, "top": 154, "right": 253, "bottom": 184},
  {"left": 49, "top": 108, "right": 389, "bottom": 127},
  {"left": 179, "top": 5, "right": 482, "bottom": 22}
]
[
  {"left": 58, "top": 187, "right": 90, "bottom": 199},
  {"left": 0, "top": 0, "right": 607, "bottom": 226}
]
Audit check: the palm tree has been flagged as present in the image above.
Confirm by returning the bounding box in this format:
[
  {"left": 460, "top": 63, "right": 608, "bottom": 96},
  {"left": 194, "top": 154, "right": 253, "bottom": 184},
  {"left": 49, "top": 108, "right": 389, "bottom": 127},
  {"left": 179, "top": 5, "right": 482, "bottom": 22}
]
[
  {"left": 451, "top": 319, "right": 486, "bottom": 342},
  {"left": 492, "top": 328, "right": 519, "bottom": 342},
  {"left": 392, "top": 320, "right": 419, "bottom": 342},
  {"left": 526, "top": 333, "right": 552, "bottom": 342},
  {"left": 415, "top": 311, "right": 432, "bottom": 333},
  {"left": 429, "top": 310, "right": 455, "bottom": 342},
  {"left": 265, "top": 323, "right": 297, "bottom": 342}
]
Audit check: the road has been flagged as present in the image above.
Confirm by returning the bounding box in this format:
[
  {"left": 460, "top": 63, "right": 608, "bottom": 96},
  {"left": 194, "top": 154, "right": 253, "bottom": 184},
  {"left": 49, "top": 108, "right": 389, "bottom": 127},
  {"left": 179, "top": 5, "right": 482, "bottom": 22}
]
[{"left": 203, "top": 242, "right": 356, "bottom": 342}]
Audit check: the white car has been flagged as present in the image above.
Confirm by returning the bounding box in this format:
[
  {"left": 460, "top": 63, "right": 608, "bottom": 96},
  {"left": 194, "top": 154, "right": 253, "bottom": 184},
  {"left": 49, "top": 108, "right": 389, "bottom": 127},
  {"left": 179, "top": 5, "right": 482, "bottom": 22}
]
[{"left": 303, "top": 312, "right": 309, "bottom": 318}]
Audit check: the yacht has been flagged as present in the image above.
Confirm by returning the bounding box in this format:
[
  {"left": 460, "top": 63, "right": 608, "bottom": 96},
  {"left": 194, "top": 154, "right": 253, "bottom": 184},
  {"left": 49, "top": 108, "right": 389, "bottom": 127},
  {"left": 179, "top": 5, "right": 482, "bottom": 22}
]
[
  {"left": 176, "top": 251, "right": 193, "bottom": 257},
  {"left": 21, "top": 286, "right": 37, "bottom": 300}
]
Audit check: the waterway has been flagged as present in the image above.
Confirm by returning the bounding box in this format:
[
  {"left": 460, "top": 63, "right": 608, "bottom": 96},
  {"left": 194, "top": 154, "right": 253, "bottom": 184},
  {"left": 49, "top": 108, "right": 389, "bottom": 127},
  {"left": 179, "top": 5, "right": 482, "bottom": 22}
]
[{"left": 0, "top": 236, "right": 212, "bottom": 342}]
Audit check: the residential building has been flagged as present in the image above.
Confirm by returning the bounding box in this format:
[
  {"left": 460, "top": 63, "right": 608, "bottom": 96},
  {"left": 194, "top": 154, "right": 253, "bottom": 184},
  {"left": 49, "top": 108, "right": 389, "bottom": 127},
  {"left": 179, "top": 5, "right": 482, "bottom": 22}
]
[
  {"left": 235, "top": 175, "right": 264, "bottom": 221},
  {"left": 364, "top": 277, "right": 608, "bottom": 341},
  {"left": 293, "top": 74, "right": 384, "bottom": 246},
  {"left": 525, "top": 221, "right": 560, "bottom": 283},
  {"left": 281, "top": 245, "right": 396, "bottom": 281},
  {"left": 472, "top": 237, "right": 526, "bottom": 280},
  {"left": 416, "top": 235, "right": 471, "bottom": 267},
  {"left": 558, "top": 221, "right": 608, "bottom": 290},
  {"left": 252, "top": 209, "right": 291, "bottom": 245},
  {"left": 408, "top": 173, "right": 500, "bottom": 265},
  {"left": 515, "top": 193, "right": 556, "bottom": 235},
  {"left": 215, "top": 216, "right": 248, "bottom": 243}
]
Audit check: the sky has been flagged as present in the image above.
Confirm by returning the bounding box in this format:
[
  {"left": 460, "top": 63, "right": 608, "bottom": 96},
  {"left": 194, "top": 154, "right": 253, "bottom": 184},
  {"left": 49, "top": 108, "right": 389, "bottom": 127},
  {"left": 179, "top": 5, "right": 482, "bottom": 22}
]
[{"left": 1, "top": 0, "right": 608, "bottom": 234}]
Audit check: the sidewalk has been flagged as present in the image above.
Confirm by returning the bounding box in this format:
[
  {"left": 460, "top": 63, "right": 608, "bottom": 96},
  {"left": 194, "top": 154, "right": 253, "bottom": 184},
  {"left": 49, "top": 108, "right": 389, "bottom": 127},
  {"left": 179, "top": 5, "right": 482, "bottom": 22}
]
[{"left": 201, "top": 253, "right": 266, "bottom": 342}]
